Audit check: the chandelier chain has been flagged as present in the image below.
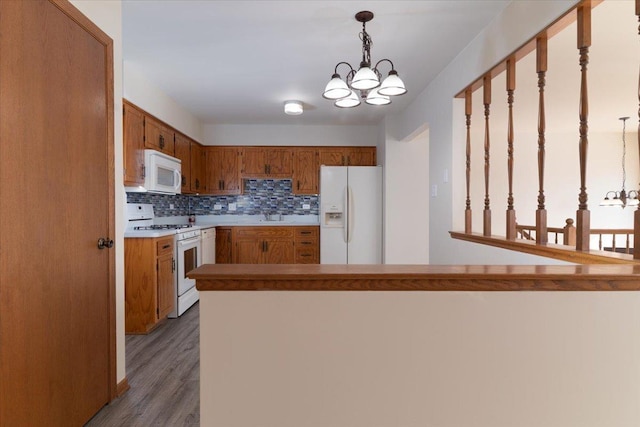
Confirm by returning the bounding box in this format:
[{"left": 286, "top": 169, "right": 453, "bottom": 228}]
[{"left": 622, "top": 116, "right": 628, "bottom": 191}]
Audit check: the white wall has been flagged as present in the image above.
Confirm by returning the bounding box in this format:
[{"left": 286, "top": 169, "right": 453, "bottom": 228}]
[
  {"left": 201, "top": 291, "right": 640, "bottom": 427},
  {"left": 382, "top": 117, "right": 429, "bottom": 264},
  {"left": 203, "top": 123, "right": 377, "bottom": 147},
  {"left": 387, "top": 0, "right": 582, "bottom": 265},
  {"left": 69, "top": 0, "right": 126, "bottom": 383},
  {"left": 123, "top": 61, "right": 204, "bottom": 142}
]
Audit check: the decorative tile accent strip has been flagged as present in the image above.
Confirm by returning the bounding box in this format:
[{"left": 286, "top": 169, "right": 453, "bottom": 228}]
[{"left": 127, "top": 179, "right": 319, "bottom": 217}]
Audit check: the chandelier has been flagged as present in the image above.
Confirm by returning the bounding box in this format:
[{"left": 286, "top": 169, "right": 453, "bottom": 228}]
[
  {"left": 600, "top": 116, "right": 639, "bottom": 208},
  {"left": 322, "top": 11, "right": 407, "bottom": 108}
]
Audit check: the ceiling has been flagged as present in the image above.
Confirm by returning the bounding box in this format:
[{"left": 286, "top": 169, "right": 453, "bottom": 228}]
[{"left": 122, "top": 1, "right": 512, "bottom": 126}]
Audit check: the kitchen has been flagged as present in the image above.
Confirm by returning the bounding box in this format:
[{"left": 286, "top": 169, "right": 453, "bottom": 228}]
[{"left": 122, "top": 110, "right": 384, "bottom": 332}]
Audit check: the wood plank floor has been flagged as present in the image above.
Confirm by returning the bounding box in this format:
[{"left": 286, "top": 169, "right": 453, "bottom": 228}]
[{"left": 86, "top": 303, "right": 200, "bottom": 426}]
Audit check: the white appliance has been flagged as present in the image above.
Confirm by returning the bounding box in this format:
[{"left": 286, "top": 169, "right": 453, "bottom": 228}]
[
  {"left": 126, "top": 149, "right": 182, "bottom": 194},
  {"left": 201, "top": 227, "right": 216, "bottom": 264},
  {"left": 124, "top": 203, "right": 201, "bottom": 318},
  {"left": 320, "top": 166, "right": 382, "bottom": 264}
]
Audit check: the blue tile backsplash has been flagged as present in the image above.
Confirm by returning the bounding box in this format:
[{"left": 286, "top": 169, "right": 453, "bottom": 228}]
[{"left": 127, "top": 179, "right": 319, "bottom": 217}]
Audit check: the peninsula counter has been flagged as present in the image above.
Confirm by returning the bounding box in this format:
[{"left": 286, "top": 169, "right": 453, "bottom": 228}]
[{"left": 190, "top": 264, "right": 640, "bottom": 427}]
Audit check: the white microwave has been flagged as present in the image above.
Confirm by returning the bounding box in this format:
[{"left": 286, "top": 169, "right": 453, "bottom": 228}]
[{"left": 126, "top": 150, "right": 182, "bottom": 194}]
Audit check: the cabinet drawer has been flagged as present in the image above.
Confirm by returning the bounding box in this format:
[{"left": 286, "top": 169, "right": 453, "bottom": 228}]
[
  {"left": 156, "top": 237, "right": 174, "bottom": 256},
  {"left": 295, "top": 247, "right": 319, "bottom": 264},
  {"left": 294, "top": 226, "right": 318, "bottom": 240}
]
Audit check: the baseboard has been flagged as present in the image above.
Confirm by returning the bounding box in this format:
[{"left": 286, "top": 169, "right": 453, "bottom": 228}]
[{"left": 116, "top": 377, "right": 130, "bottom": 397}]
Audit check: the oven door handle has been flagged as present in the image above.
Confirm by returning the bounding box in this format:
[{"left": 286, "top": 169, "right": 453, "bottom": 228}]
[{"left": 178, "top": 236, "right": 201, "bottom": 247}]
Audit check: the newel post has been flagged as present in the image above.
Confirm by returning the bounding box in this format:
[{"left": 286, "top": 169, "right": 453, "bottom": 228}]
[
  {"left": 575, "top": 3, "right": 591, "bottom": 251},
  {"left": 634, "top": 0, "right": 640, "bottom": 259},
  {"left": 506, "top": 58, "right": 517, "bottom": 240},
  {"left": 465, "top": 88, "right": 472, "bottom": 234},
  {"left": 536, "top": 35, "right": 548, "bottom": 245},
  {"left": 483, "top": 74, "right": 492, "bottom": 236},
  {"left": 563, "top": 218, "right": 576, "bottom": 247}
]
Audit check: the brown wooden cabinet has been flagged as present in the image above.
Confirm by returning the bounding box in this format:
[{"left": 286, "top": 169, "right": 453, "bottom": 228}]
[
  {"left": 125, "top": 236, "right": 175, "bottom": 334},
  {"left": 242, "top": 147, "right": 293, "bottom": 178},
  {"left": 123, "top": 101, "right": 145, "bottom": 186},
  {"left": 206, "top": 146, "right": 242, "bottom": 195},
  {"left": 233, "top": 226, "right": 295, "bottom": 264},
  {"left": 294, "top": 226, "right": 319, "bottom": 264},
  {"left": 145, "top": 115, "right": 175, "bottom": 156},
  {"left": 293, "top": 147, "right": 318, "bottom": 195},
  {"left": 174, "top": 132, "right": 191, "bottom": 193},
  {"left": 215, "top": 226, "right": 233, "bottom": 264},
  {"left": 318, "top": 147, "right": 376, "bottom": 166},
  {"left": 190, "top": 141, "right": 206, "bottom": 192}
]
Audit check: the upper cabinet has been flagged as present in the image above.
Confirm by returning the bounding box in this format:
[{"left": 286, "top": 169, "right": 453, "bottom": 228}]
[
  {"left": 242, "top": 147, "right": 293, "bottom": 178},
  {"left": 292, "top": 147, "right": 318, "bottom": 195},
  {"left": 206, "top": 146, "right": 242, "bottom": 195},
  {"left": 144, "top": 115, "right": 175, "bottom": 156},
  {"left": 174, "top": 132, "right": 191, "bottom": 193},
  {"left": 318, "top": 147, "right": 376, "bottom": 166},
  {"left": 123, "top": 102, "right": 145, "bottom": 186},
  {"left": 190, "top": 141, "right": 206, "bottom": 193}
]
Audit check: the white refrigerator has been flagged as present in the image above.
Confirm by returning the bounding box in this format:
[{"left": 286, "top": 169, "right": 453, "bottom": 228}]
[{"left": 320, "top": 165, "right": 383, "bottom": 264}]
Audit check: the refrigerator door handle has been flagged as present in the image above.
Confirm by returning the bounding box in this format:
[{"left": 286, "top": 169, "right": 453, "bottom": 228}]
[
  {"left": 347, "top": 185, "right": 354, "bottom": 243},
  {"left": 343, "top": 186, "right": 349, "bottom": 243}
]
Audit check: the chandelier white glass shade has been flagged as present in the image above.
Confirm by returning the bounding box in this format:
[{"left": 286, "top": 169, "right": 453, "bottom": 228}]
[
  {"left": 600, "top": 117, "right": 639, "bottom": 208},
  {"left": 284, "top": 100, "right": 303, "bottom": 115},
  {"left": 322, "top": 11, "right": 406, "bottom": 108}
]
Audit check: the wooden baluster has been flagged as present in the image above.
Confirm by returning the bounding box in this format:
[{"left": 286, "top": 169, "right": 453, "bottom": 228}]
[
  {"left": 576, "top": 3, "right": 591, "bottom": 251},
  {"left": 635, "top": 0, "right": 640, "bottom": 259},
  {"left": 465, "top": 88, "right": 472, "bottom": 234},
  {"left": 626, "top": 233, "right": 631, "bottom": 254},
  {"left": 536, "top": 35, "right": 548, "bottom": 245},
  {"left": 483, "top": 74, "right": 492, "bottom": 236},
  {"left": 598, "top": 234, "right": 603, "bottom": 251},
  {"left": 563, "top": 218, "right": 576, "bottom": 247},
  {"left": 612, "top": 233, "right": 617, "bottom": 252},
  {"left": 506, "top": 59, "right": 517, "bottom": 240}
]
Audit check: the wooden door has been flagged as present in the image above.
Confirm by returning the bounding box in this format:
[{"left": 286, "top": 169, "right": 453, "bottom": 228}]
[
  {"left": 293, "top": 148, "right": 318, "bottom": 194},
  {"left": 319, "top": 147, "right": 347, "bottom": 166},
  {"left": 174, "top": 133, "right": 191, "bottom": 193},
  {"left": 215, "top": 227, "right": 233, "bottom": 264},
  {"left": 145, "top": 116, "right": 175, "bottom": 155},
  {"left": 156, "top": 252, "right": 175, "bottom": 320},
  {"left": 242, "top": 147, "right": 267, "bottom": 176},
  {"left": 264, "top": 240, "right": 295, "bottom": 264},
  {"left": 0, "top": 1, "right": 115, "bottom": 425},
  {"left": 190, "top": 141, "right": 205, "bottom": 192},
  {"left": 207, "top": 147, "right": 241, "bottom": 195},
  {"left": 266, "top": 148, "right": 293, "bottom": 176},
  {"left": 347, "top": 147, "right": 376, "bottom": 166},
  {"left": 235, "top": 240, "right": 264, "bottom": 264},
  {"left": 123, "top": 102, "right": 145, "bottom": 185}
]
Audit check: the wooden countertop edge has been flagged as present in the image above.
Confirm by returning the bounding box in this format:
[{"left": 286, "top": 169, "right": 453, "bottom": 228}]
[{"left": 190, "top": 264, "right": 640, "bottom": 291}]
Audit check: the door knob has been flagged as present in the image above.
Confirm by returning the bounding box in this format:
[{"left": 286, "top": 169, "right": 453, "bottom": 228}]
[{"left": 97, "top": 238, "right": 114, "bottom": 249}]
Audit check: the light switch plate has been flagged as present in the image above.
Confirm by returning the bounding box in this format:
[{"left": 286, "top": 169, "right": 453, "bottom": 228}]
[
  {"left": 228, "top": 203, "right": 237, "bottom": 211},
  {"left": 303, "top": 204, "right": 311, "bottom": 210},
  {"left": 431, "top": 184, "right": 438, "bottom": 197},
  {"left": 213, "top": 204, "right": 222, "bottom": 210}
]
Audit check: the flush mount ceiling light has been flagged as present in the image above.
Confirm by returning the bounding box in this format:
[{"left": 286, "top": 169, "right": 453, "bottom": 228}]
[
  {"left": 323, "top": 11, "right": 407, "bottom": 108},
  {"left": 284, "top": 100, "right": 303, "bottom": 115},
  {"left": 600, "top": 116, "right": 639, "bottom": 208}
]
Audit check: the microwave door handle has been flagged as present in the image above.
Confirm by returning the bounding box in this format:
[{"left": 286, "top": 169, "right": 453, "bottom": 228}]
[{"left": 174, "top": 169, "right": 181, "bottom": 191}]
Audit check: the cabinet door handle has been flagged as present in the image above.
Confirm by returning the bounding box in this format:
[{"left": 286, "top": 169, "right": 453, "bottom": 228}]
[
  {"left": 347, "top": 155, "right": 351, "bottom": 166},
  {"left": 341, "top": 156, "right": 345, "bottom": 165},
  {"left": 222, "top": 180, "right": 225, "bottom": 190},
  {"left": 97, "top": 237, "right": 114, "bottom": 250},
  {"left": 162, "top": 244, "right": 171, "bottom": 249},
  {"left": 300, "top": 231, "right": 311, "bottom": 235},
  {"left": 159, "top": 134, "right": 165, "bottom": 149},
  {"left": 297, "top": 181, "right": 300, "bottom": 190},
  {"left": 172, "top": 258, "right": 176, "bottom": 272},
  {"left": 268, "top": 164, "right": 271, "bottom": 174},
  {"left": 181, "top": 175, "right": 186, "bottom": 186},
  {"left": 195, "top": 178, "right": 200, "bottom": 189}
]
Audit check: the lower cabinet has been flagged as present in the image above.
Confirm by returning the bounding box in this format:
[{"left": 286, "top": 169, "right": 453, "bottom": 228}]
[
  {"left": 233, "top": 227, "right": 295, "bottom": 264},
  {"left": 294, "top": 226, "right": 319, "bottom": 264},
  {"left": 215, "top": 226, "right": 233, "bottom": 264},
  {"left": 125, "top": 236, "right": 175, "bottom": 334}
]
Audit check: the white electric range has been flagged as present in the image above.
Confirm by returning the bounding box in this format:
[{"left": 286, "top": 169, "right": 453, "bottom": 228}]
[{"left": 125, "top": 203, "right": 201, "bottom": 318}]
